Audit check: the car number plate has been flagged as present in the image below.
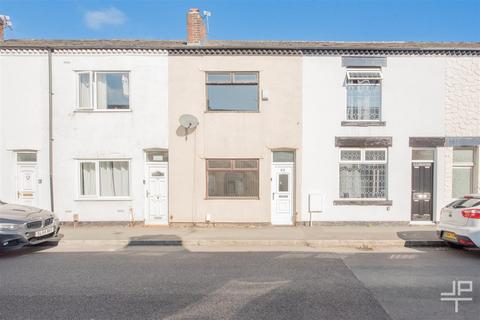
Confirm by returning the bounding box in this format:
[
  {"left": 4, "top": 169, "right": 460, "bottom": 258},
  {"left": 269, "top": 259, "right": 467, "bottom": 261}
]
[
  {"left": 35, "top": 226, "right": 55, "bottom": 237},
  {"left": 442, "top": 231, "right": 457, "bottom": 242}
]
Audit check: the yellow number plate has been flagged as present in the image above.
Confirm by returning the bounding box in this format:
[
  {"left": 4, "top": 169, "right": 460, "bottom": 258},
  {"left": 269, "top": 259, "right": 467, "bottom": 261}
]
[{"left": 443, "top": 231, "right": 457, "bottom": 242}]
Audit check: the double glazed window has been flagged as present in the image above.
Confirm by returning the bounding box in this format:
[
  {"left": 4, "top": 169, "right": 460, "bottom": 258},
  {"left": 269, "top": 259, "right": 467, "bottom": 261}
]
[
  {"left": 346, "top": 69, "right": 382, "bottom": 121},
  {"left": 452, "top": 148, "right": 476, "bottom": 198},
  {"left": 206, "top": 159, "right": 259, "bottom": 198},
  {"left": 339, "top": 148, "right": 387, "bottom": 199},
  {"left": 79, "top": 160, "right": 130, "bottom": 198},
  {"left": 206, "top": 72, "right": 259, "bottom": 111},
  {"left": 17, "top": 152, "right": 37, "bottom": 162},
  {"left": 78, "top": 71, "right": 130, "bottom": 110}
]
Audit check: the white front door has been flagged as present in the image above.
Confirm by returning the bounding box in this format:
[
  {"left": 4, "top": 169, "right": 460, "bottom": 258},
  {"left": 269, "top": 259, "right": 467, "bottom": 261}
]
[
  {"left": 16, "top": 164, "right": 38, "bottom": 206},
  {"left": 145, "top": 164, "right": 168, "bottom": 225},
  {"left": 271, "top": 164, "right": 294, "bottom": 225}
]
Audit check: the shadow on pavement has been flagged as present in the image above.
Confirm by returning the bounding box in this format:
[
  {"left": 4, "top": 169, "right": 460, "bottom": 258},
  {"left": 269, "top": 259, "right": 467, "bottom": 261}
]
[
  {"left": 396, "top": 230, "right": 445, "bottom": 248},
  {"left": 127, "top": 234, "right": 183, "bottom": 247}
]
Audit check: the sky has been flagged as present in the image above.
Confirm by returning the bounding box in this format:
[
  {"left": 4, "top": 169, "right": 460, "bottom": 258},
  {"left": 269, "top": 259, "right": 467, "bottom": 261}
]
[{"left": 0, "top": 0, "right": 479, "bottom": 42}]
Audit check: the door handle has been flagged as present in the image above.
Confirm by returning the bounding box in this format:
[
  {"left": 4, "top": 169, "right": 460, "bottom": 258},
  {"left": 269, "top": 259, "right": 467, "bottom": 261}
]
[
  {"left": 17, "top": 191, "right": 21, "bottom": 199},
  {"left": 146, "top": 190, "right": 150, "bottom": 198},
  {"left": 272, "top": 192, "right": 275, "bottom": 200}
]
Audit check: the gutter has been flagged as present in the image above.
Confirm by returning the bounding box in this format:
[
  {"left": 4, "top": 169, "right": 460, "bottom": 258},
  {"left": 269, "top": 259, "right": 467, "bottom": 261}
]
[
  {"left": 47, "top": 48, "right": 54, "bottom": 212},
  {"left": 1, "top": 45, "right": 480, "bottom": 52}
]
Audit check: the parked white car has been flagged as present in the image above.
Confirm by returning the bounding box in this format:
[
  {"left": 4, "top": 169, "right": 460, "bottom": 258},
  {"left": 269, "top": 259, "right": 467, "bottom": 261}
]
[{"left": 438, "top": 195, "right": 480, "bottom": 248}]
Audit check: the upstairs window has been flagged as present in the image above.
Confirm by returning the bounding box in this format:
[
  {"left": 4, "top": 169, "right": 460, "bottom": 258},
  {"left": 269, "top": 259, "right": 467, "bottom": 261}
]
[
  {"left": 206, "top": 72, "right": 259, "bottom": 112},
  {"left": 346, "top": 69, "right": 382, "bottom": 121},
  {"left": 339, "top": 148, "right": 387, "bottom": 199},
  {"left": 78, "top": 71, "right": 130, "bottom": 110}
]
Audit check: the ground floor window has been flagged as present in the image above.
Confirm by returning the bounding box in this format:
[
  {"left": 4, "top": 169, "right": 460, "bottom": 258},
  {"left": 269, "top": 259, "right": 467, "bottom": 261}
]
[
  {"left": 339, "top": 148, "right": 387, "bottom": 199},
  {"left": 452, "top": 147, "right": 475, "bottom": 198},
  {"left": 206, "top": 159, "right": 259, "bottom": 198},
  {"left": 79, "top": 160, "right": 130, "bottom": 198}
]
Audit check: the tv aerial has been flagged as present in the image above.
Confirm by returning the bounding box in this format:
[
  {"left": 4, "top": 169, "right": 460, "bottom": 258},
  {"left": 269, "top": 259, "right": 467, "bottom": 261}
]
[
  {"left": 0, "top": 15, "right": 13, "bottom": 30},
  {"left": 179, "top": 114, "right": 199, "bottom": 141}
]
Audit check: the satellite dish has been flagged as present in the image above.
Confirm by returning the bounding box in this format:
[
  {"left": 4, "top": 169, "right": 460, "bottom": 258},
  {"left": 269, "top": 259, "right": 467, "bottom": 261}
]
[
  {"left": 179, "top": 114, "right": 199, "bottom": 140},
  {"left": 179, "top": 114, "right": 199, "bottom": 129}
]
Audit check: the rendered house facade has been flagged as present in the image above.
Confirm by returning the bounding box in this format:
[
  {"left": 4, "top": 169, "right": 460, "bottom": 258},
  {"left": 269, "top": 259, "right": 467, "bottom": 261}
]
[
  {"left": 0, "top": 9, "right": 479, "bottom": 225},
  {"left": 0, "top": 48, "right": 51, "bottom": 210}
]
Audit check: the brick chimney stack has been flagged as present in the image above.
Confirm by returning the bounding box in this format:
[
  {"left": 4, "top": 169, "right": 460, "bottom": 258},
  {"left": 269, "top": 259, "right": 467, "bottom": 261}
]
[{"left": 187, "top": 8, "right": 206, "bottom": 45}]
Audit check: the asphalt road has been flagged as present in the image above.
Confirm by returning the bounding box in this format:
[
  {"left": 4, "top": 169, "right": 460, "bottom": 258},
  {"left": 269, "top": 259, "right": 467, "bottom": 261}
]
[{"left": 0, "top": 246, "right": 479, "bottom": 320}]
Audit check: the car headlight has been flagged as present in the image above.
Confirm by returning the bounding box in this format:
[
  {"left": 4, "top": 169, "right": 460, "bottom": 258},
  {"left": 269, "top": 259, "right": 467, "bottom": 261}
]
[{"left": 0, "top": 223, "right": 19, "bottom": 231}]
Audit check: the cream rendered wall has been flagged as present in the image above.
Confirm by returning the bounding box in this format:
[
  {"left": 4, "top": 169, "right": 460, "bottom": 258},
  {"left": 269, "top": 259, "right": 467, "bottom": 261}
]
[
  {"left": 169, "top": 56, "right": 302, "bottom": 224},
  {"left": 302, "top": 56, "right": 447, "bottom": 222},
  {"left": 52, "top": 52, "right": 168, "bottom": 222},
  {"left": 0, "top": 51, "right": 51, "bottom": 210}
]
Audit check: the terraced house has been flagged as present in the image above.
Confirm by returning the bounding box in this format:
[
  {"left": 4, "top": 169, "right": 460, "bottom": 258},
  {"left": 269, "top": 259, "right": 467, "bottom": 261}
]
[{"left": 0, "top": 9, "right": 479, "bottom": 225}]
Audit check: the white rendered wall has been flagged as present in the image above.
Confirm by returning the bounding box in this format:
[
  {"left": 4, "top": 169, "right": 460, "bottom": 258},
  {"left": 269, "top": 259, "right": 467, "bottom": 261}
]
[
  {"left": 443, "top": 57, "right": 480, "bottom": 206},
  {"left": 302, "top": 56, "right": 446, "bottom": 222},
  {"left": 52, "top": 52, "right": 168, "bottom": 222},
  {"left": 0, "top": 52, "right": 51, "bottom": 210}
]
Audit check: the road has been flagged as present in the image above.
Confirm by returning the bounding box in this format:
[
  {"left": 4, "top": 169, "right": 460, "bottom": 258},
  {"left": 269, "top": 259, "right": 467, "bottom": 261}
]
[{"left": 0, "top": 246, "right": 479, "bottom": 320}]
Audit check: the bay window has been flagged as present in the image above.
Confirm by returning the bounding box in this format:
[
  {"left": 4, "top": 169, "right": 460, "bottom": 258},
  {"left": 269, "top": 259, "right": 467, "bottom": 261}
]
[{"left": 339, "top": 148, "right": 387, "bottom": 199}]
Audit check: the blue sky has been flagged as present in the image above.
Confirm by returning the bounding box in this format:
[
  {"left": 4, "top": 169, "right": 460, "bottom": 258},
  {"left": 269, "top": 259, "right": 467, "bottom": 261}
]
[{"left": 1, "top": 0, "right": 479, "bottom": 41}]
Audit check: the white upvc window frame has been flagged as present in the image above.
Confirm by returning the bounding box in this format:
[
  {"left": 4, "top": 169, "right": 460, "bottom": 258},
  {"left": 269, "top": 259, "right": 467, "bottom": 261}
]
[
  {"left": 338, "top": 148, "right": 388, "bottom": 200},
  {"left": 345, "top": 68, "right": 383, "bottom": 122},
  {"left": 76, "top": 71, "right": 131, "bottom": 111},
  {"left": 76, "top": 159, "right": 131, "bottom": 201},
  {"left": 452, "top": 147, "right": 476, "bottom": 198},
  {"left": 339, "top": 148, "right": 387, "bottom": 164},
  {"left": 346, "top": 69, "right": 383, "bottom": 81}
]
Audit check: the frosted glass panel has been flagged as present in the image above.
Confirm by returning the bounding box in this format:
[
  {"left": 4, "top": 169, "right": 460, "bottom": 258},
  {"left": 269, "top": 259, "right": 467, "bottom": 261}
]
[
  {"left": 453, "top": 148, "right": 474, "bottom": 163},
  {"left": 273, "top": 151, "right": 294, "bottom": 163},
  {"left": 452, "top": 167, "right": 472, "bottom": 198},
  {"left": 412, "top": 149, "right": 434, "bottom": 161},
  {"left": 278, "top": 174, "right": 289, "bottom": 192}
]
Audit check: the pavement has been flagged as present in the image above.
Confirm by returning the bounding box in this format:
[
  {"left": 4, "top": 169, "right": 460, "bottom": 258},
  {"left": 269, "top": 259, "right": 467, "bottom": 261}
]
[
  {"left": 54, "top": 224, "right": 444, "bottom": 250},
  {"left": 1, "top": 246, "right": 479, "bottom": 320}
]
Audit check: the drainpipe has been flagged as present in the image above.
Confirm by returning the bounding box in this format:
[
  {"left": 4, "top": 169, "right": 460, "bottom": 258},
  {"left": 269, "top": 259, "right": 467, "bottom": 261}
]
[{"left": 47, "top": 48, "right": 54, "bottom": 212}]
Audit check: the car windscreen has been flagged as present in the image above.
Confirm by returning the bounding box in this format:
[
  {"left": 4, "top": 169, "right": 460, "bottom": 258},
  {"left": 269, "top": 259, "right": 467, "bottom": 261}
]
[{"left": 448, "top": 198, "right": 480, "bottom": 209}]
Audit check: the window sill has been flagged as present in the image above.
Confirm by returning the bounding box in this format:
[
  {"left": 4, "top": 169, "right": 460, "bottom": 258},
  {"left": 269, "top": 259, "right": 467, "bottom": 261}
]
[
  {"left": 333, "top": 199, "right": 392, "bottom": 206},
  {"left": 75, "top": 197, "right": 132, "bottom": 201},
  {"left": 205, "top": 110, "right": 260, "bottom": 114},
  {"left": 205, "top": 197, "right": 260, "bottom": 200},
  {"left": 74, "top": 109, "right": 132, "bottom": 113},
  {"left": 341, "top": 121, "right": 386, "bottom": 127}
]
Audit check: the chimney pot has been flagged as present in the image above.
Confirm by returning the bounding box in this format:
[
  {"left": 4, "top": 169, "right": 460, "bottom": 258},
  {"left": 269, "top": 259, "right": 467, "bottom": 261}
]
[{"left": 187, "top": 8, "right": 206, "bottom": 45}]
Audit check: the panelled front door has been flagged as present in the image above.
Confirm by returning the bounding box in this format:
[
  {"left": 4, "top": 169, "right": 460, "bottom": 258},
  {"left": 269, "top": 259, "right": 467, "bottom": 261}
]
[
  {"left": 145, "top": 164, "right": 168, "bottom": 225},
  {"left": 411, "top": 163, "right": 434, "bottom": 221},
  {"left": 16, "top": 164, "right": 38, "bottom": 206},
  {"left": 271, "top": 164, "right": 294, "bottom": 225}
]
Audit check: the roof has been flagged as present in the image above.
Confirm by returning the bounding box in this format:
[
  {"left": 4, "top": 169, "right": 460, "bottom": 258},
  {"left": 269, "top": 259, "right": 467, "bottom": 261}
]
[
  {"left": 1, "top": 40, "right": 480, "bottom": 56},
  {"left": 1, "top": 39, "right": 480, "bottom": 50}
]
